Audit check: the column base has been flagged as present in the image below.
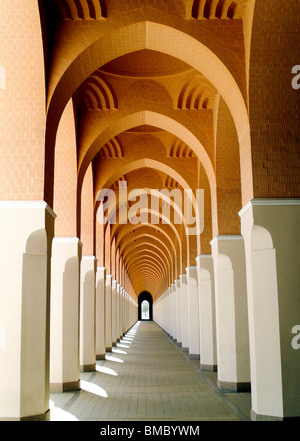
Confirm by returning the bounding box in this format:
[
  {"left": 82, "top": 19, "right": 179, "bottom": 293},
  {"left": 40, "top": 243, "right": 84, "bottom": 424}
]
[
  {"left": 106, "top": 347, "right": 112, "bottom": 352},
  {"left": 251, "top": 410, "right": 282, "bottom": 421},
  {"left": 112, "top": 342, "right": 117, "bottom": 347},
  {"left": 0, "top": 410, "right": 51, "bottom": 421},
  {"left": 217, "top": 379, "right": 251, "bottom": 393},
  {"left": 176, "top": 342, "right": 182, "bottom": 348},
  {"left": 251, "top": 410, "right": 300, "bottom": 421},
  {"left": 50, "top": 380, "right": 80, "bottom": 393},
  {"left": 182, "top": 347, "right": 189, "bottom": 352},
  {"left": 189, "top": 354, "right": 200, "bottom": 360},
  {"left": 201, "top": 364, "right": 217, "bottom": 372},
  {"left": 80, "top": 363, "right": 96, "bottom": 372},
  {"left": 96, "top": 354, "right": 106, "bottom": 360}
]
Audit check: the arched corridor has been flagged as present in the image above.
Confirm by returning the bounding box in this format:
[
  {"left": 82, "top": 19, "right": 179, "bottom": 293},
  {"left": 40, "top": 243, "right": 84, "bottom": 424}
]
[{"left": 0, "top": 0, "right": 299, "bottom": 422}]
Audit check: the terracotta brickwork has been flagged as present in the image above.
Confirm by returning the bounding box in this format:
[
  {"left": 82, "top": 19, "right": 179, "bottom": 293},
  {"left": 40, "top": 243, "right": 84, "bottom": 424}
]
[
  {"left": 1, "top": 0, "right": 298, "bottom": 301},
  {"left": 249, "top": 0, "right": 300, "bottom": 198},
  {"left": 0, "top": 1, "right": 46, "bottom": 201}
]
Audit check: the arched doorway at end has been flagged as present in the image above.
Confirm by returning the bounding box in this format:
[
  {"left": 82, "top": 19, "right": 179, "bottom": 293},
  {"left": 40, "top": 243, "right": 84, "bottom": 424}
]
[{"left": 138, "top": 291, "right": 153, "bottom": 321}]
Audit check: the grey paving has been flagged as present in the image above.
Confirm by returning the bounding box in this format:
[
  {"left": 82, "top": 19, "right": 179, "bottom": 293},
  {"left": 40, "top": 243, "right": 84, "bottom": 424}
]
[{"left": 50, "top": 321, "right": 251, "bottom": 421}]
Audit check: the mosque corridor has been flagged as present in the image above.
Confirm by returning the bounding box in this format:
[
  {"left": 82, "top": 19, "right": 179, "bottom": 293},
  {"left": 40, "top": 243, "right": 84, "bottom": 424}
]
[{"left": 50, "top": 321, "right": 251, "bottom": 422}]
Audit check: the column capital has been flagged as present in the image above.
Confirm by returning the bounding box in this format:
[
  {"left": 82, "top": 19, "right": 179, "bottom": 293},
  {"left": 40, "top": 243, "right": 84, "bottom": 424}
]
[
  {"left": 53, "top": 237, "right": 82, "bottom": 245},
  {"left": 239, "top": 198, "right": 300, "bottom": 218},
  {"left": 82, "top": 255, "right": 97, "bottom": 261},
  {"left": 195, "top": 254, "right": 212, "bottom": 262},
  {"left": 185, "top": 265, "right": 197, "bottom": 271},
  {"left": 210, "top": 235, "right": 243, "bottom": 246},
  {"left": 0, "top": 200, "right": 56, "bottom": 219}
]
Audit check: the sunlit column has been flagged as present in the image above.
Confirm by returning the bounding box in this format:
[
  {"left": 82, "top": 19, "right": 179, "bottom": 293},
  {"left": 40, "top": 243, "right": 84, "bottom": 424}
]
[
  {"left": 50, "top": 238, "right": 82, "bottom": 392},
  {"left": 186, "top": 266, "right": 200, "bottom": 359},
  {"left": 196, "top": 254, "right": 217, "bottom": 371},
  {"left": 240, "top": 199, "right": 300, "bottom": 420},
  {"left": 105, "top": 274, "right": 112, "bottom": 352},
  {"left": 172, "top": 283, "right": 177, "bottom": 342},
  {"left": 175, "top": 279, "right": 182, "bottom": 346},
  {"left": 96, "top": 267, "right": 106, "bottom": 360},
  {"left": 0, "top": 202, "right": 55, "bottom": 420},
  {"left": 119, "top": 286, "right": 123, "bottom": 339},
  {"left": 80, "top": 256, "right": 97, "bottom": 372},
  {"left": 180, "top": 274, "right": 189, "bottom": 353},
  {"left": 111, "top": 280, "right": 117, "bottom": 346},
  {"left": 116, "top": 284, "right": 121, "bottom": 341},
  {"left": 211, "top": 235, "right": 250, "bottom": 392}
]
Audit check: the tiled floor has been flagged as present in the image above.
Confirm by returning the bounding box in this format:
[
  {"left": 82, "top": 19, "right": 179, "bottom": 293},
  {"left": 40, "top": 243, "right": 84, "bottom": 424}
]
[{"left": 50, "top": 321, "right": 251, "bottom": 421}]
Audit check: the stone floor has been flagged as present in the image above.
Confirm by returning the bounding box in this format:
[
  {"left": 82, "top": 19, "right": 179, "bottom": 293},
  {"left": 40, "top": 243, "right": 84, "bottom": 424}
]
[{"left": 50, "top": 321, "right": 252, "bottom": 421}]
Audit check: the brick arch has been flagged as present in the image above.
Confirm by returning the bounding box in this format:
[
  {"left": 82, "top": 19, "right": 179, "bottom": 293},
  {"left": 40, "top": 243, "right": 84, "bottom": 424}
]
[
  {"left": 120, "top": 232, "right": 175, "bottom": 285},
  {"left": 45, "top": 19, "right": 250, "bottom": 206},
  {"left": 115, "top": 217, "right": 181, "bottom": 271},
  {"left": 78, "top": 105, "right": 213, "bottom": 174},
  {"left": 105, "top": 187, "right": 192, "bottom": 243},
  {"left": 75, "top": 72, "right": 118, "bottom": 110},
  {"left": 119, "top": 225, "right": 180, "bottom": 282},
  {"left": 50, "top": 0, "right": 106, "bottom": 21},
  {"left": 80, "top": 110, "right": 215, "bottom": 220},
  {"left": 191, "top": 0, "right": 245, "bottom": 19},
  {"left": 107, "top": 188, "right": 187, "bottom": 274},
  {"left": 95, "top": 157, "right": 201, "bottom": 240}
]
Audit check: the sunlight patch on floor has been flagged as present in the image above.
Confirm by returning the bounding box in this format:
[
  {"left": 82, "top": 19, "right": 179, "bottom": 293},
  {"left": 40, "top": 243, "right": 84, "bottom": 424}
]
[
  {"left": 49, "top": 399, "right": 78, "bottom": 421},
  {"left": 80, "top": 380, "right": 108, "bottom": 398}
]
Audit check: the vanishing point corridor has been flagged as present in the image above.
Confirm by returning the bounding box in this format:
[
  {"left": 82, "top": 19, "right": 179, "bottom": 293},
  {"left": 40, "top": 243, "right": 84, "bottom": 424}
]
[
  {"left": 50, "top": 321, "right": 251, "bottom": 421},
  {"left": 1, "top": 1, "right": 299, "bottom": 422}
]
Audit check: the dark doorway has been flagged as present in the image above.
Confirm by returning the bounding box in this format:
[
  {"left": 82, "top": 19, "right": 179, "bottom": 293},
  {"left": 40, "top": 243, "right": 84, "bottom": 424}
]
[{"left": 138, "top": 291, "right": 153, "bottom": 321}]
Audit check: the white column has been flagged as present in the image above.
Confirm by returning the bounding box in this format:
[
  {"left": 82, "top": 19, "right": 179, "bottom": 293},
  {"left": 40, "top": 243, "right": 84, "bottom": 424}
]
[
  {"left": 105, "top": 274, "right": 112, "bottom": 351},
  {"left": 121, "top": 288, "right": 125, "bottom": 336},
  {"left": 80, "top": 256, "right": 97, "bottom": 372},
  {"left": 111, "top": 280, "right": 117, "bottom": 346},
  {"left": 196, "top": 254, "right": 217, "bottom": 371},
  {"left": 116, "top": 284, "right": 120, "bottom": 342},
  {"left": 96, "top": 267, "right": 106, "bottom": 360},
  {"left": 50, "top": 238, "right": 82, "bottom": 392},
  {"left": 168, "top": 287, "right": 173, "bottom": 337},
  {"left": 240, "top": 199, "right": 300, "bottom": 420},
  {"left": 211, "top": 235, "right": 250, "bottom": 392},
  {"left": 175, "top": 279, "right": 182, "bottom": 346},
  {"left": 180, "top": 274, "right": 189, "bottom": 352},
  {"left": 0, "top": 201, "right": 55, "bottom": 421},
  {"left": 172, "top": 283, "right": 177, "bottom": 341},
  {"left": 186, "top": 266, "right": 200, "bottom": 359}
]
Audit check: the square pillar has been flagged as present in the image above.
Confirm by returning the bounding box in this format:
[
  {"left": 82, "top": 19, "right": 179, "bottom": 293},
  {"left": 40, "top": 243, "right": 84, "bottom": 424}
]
[
  {"left": 180, "top": 274, "right": 189, "bottom": 352},
  {"left": 186, "top": 266, "right": 200, "bottom": 360},
  {"left": 196, "top": 254, "right": 217, "bottom": 372},
  {"left": 175, "top": 279, "right": 182, "bottom": 346},
  {"left": 171, "top": 283, "right": 177, "bottom": 342},
  {"left": 96, "top": 267, "right": 106, "bottom": 360},
  {"left": 0, "top": 201, "right": 55, "bottom": 421},
  {"left": 50, "top": 238, "right": 82, "bottom": 392},
  {"left": 111, "top": 280, "right": 117, "bottom": 346},
  {"left": 211, "top": 235, "right": 250, "bottom": 392},
  {"left": 80, "top": 256, "right": 97, "bottom": 372},
  {"left": 116, "top": 284, "right": 121, "bottom": 341},
  {"left": 240, "top": 199, "right": 300, "bottom": 420},
  {"left": 105, "top": 274, "right": 112, "bottom": 352}
]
